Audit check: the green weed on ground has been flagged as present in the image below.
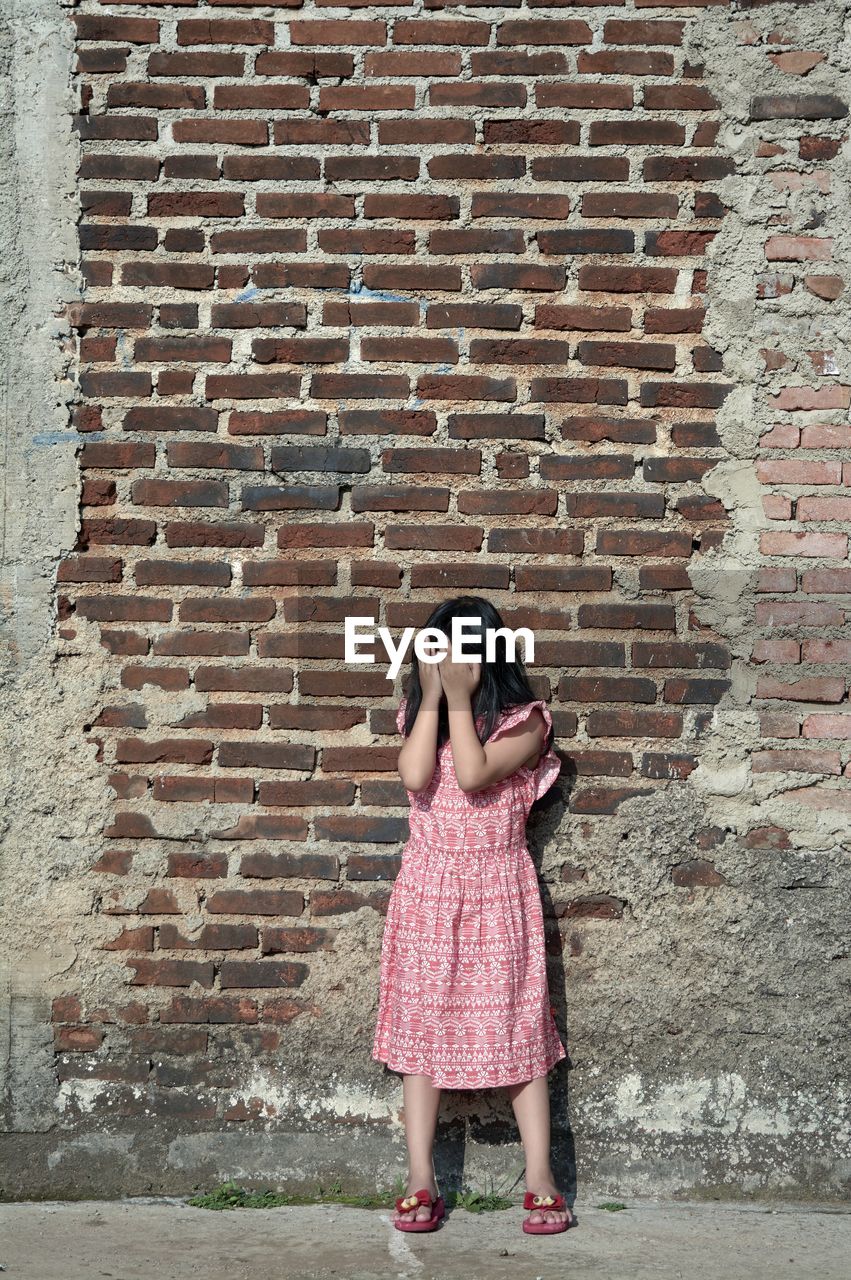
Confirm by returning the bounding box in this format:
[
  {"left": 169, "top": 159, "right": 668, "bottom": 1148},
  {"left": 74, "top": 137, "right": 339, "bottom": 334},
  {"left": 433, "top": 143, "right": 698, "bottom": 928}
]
[
  {"left": 187, "top": 1179, "right": 387, "bottom": 1211},
  {"left": 188, "top": 1174, "right": 518, "bottom": 1213},
  {"left": 453, "top": 1178, "right": 513, "bottom": 1213}
]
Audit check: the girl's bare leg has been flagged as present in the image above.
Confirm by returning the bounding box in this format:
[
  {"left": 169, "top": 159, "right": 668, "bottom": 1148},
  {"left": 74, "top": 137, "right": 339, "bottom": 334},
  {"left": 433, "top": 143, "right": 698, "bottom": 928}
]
[
  {"left": 394, "top": 1072, "right": 443, "bottom": 1223},
  {"left": 506, "top": 1076, "right": 571, "bottom": 1227}
]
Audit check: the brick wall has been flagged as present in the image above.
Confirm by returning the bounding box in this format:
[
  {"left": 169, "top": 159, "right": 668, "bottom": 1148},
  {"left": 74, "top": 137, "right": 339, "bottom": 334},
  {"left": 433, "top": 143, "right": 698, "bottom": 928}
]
[{"left": 40, "top": 0, "right": 850, "bottom": 1194}]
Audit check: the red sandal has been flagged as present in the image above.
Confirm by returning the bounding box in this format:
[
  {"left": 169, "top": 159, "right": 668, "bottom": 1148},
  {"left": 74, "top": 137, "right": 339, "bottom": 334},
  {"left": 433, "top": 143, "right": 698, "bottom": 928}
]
[
  {"left": 522, "top": 1190, "right": 573, "bottom": 1235},
  {"left": 393, "top": 1187, "right": 446, "bottom": 1232}
]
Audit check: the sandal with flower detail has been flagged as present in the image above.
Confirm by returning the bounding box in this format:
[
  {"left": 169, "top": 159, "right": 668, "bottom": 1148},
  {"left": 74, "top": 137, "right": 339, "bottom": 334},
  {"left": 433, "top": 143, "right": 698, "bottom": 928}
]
[
  {"left": 393, "top": 1187, "right": 446, "bottom": 1232},
  {"left": 522, "top": 1189, "right": 573, "bottom": 1235}
]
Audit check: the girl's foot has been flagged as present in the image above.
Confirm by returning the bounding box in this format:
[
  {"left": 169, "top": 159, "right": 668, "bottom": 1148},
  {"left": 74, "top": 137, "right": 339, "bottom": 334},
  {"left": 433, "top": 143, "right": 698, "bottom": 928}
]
[
  {"left": 393, "top": 1176, "right": 440, "bottom": 1225},
  {"left": 524, "top": 1175, "right": 572, "bottom": 1228}
]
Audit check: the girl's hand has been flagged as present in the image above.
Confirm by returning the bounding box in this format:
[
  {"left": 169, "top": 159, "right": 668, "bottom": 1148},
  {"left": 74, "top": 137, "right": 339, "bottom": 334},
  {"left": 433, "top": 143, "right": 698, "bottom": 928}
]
[
  {"left": 418, "top": 640, "right": 445, "bottom": 704},
  {"left": 438, "top": 647, "right": 481, "bottom": 704}
]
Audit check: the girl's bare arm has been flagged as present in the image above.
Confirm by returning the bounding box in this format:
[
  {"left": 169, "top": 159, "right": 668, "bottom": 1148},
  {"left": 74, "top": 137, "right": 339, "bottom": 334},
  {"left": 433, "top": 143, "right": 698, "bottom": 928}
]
[
  {"left": 446, "top": 698, "right": 545, "bottom": 793},
  {"left": 397, "top": 694, "right": 442, "bottom": 792},
  {"left": 438, "top": 651, "right": 546, "bottom": 792}
]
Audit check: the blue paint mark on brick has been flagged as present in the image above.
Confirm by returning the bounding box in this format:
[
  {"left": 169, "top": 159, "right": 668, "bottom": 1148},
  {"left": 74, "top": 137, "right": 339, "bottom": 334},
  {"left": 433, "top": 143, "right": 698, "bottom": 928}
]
[
  {"left": 32, "top": 431, "right": 95, "bottom": 446},
  {"left": 348, "top": 282, "right": 415, "bottom": 306},
  {"left": 116, "top": 329, "right": 133, "bottom": 371}
]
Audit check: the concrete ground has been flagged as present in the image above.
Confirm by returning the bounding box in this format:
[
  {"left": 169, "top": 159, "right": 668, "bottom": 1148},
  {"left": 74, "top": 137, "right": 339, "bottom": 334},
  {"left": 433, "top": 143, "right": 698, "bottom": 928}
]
[{"left": 0, "top": 1197, "right": 849, "bottom": 1280}]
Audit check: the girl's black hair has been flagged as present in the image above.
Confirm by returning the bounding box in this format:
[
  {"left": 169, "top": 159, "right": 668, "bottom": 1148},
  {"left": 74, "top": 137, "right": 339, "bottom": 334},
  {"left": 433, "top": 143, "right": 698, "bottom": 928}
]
[{"left": 398, "top": 594, "right": 553, "bottom": 751}]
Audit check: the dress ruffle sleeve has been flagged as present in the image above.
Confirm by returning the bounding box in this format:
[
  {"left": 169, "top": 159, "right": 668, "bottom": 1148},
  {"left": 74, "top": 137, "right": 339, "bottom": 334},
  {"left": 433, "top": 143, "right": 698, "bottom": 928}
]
[
  {"left": 489, "top": 699, "right": 561, "bottom": 802},
  {"left": 395, "top": 695, "right": 408, "bottom": 735}
]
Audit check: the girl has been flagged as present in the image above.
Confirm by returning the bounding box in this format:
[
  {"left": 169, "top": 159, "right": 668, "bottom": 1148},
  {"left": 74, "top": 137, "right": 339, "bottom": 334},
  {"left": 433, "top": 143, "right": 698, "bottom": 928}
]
[{"left": 371, "top": 596, "right": 573, "bottom": 1236}]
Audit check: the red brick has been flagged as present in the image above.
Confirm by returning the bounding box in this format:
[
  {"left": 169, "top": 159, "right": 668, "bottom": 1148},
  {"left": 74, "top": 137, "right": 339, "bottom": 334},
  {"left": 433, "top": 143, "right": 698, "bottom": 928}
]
[{"left": 289, "top": 21, "right": 386, "bottom": 46}]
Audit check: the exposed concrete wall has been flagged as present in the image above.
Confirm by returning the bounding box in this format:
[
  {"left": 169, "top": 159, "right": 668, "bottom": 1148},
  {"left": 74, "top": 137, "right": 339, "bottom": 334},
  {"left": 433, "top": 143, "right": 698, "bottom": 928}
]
[
  {"left": 685, "top": 2, "right": 851, "bottom": 1200},
  {"left": 0, "top": 0, "right": 114, "bottom": 1137},
  {"left": 1, "top": 0, "right": 850, "bottom": 1204}
]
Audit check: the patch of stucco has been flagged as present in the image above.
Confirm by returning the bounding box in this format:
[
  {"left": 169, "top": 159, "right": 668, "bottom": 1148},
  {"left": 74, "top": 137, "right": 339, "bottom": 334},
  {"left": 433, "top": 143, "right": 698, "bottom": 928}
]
[{"left": 0, "top": 0, "right": 115, "bottom": 1136}]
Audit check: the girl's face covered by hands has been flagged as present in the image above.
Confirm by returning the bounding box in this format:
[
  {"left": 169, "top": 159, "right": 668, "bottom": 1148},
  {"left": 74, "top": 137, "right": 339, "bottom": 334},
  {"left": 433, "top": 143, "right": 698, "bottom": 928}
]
[{"left": 437, "top": 639, "right": 482, "bottom": 701}]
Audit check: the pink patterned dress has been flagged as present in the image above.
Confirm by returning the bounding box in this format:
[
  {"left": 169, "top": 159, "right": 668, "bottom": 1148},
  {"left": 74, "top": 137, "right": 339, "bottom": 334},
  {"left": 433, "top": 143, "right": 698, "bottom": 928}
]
[{"left": 371, "top": 697, "right": 567, "bottom": 1090}]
